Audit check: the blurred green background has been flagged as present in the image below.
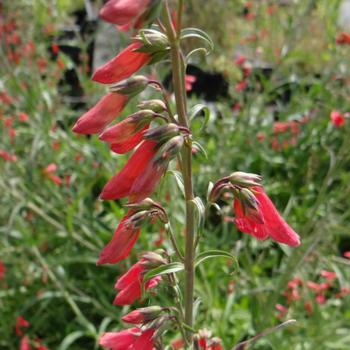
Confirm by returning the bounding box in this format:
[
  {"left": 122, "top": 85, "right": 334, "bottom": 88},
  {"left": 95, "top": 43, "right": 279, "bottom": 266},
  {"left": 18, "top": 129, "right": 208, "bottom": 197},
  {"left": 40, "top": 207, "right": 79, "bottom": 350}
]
[{"left": 1, "top": 0, "right": 350, "bottom": 349}]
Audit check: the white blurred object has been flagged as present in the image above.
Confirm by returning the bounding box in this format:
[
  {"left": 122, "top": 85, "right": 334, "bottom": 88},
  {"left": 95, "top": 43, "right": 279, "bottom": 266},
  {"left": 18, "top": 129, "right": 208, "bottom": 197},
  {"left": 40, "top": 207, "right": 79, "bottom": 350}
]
[{"left": 339, "top": 0, "right": 350, "bottom": 31}]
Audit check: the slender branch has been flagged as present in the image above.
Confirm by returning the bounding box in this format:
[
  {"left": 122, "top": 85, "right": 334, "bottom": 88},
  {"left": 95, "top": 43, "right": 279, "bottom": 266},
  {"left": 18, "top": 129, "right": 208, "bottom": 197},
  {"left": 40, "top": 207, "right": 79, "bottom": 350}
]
[{"left": 165, "top": 223, "right": 185, "bottom": 261}]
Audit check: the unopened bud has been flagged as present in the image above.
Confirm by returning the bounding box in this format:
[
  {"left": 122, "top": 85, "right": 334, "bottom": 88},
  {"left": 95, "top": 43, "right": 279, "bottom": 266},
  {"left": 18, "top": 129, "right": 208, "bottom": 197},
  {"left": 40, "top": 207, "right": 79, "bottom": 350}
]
[
  {"left": 154, "top": 136, "right": 184, "bottom": 163},
  {"left": 126, "top": 198, "right": 159, "bottom": 211},
  {"left": 143, "top": 123, "right": 180, "bottom": 142},
  {"left": 236, "top": 188, "right": 264, "bottom": 223},
  {"left": 148, "top": 316, "right": 172, "bottom": 339},
  {"left": 136, "top": 31, "right": 169, "bottom": 53},
  {"left": 122, "top": 306, "right": 164, "bottom": 324},
  {"left": 229, "top": 171, "right": 262, "bottom": 188},
  {"left": 141, "top": 251, "right": 167, "bottom": 268},
  {"left": 126, "top": 210, "right": 150, "bottom": 229},
  {"left": 138, "top": 99, "right": 166, "bottom": 113},
  {"left": 109, "top": 75, "right": 149, "bottom": 96},
  {"left": 126, "top": 199, "right": 168, "bottom": 223}
]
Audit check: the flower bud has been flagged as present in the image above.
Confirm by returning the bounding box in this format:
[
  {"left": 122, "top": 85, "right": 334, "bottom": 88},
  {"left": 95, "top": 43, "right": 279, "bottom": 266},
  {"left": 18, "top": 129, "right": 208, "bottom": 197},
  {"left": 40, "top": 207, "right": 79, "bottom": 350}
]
[
  {"left": 126, "top": 210, "right": 151, "bottom": 229},
  {"left": 141, "top": 251, "right": 167, "bottom": 268},
  {"left": 136, "top": 31, "right": 169, "bottom": 53},
  {"left": 229, "top": 171, "right": 262, "bottom": 188},
  {"left": 126, "top": 198, "right": 159, "bottom": 211},
  {"left": 236, "top": 188, "right": 264, "bottom": 224},
  {"left": 143, "top": 123, "right": 180, "bottom": 142},
  {"left": 109, "top": 75, "right": 149, "bottom": 96},
  {"left": 138, "top": 99, "right": 166, "bottom": 113},
  {"left": 122, "top": 306, "right": 164, "bottom": 324},
  {"left": 154, "top": 136, "right": 184, "bottom": 164}
]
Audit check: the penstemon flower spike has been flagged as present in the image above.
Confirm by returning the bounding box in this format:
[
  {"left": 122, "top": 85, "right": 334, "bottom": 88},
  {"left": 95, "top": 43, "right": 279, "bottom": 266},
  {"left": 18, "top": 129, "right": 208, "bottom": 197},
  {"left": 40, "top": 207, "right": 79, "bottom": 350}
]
[{"left": 73, "top": 0, "right": 301, "bottom": 348}]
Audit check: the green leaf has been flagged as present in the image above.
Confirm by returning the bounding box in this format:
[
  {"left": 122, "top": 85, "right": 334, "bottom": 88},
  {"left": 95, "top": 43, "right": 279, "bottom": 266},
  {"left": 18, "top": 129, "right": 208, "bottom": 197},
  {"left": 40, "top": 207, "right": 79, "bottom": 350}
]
[
  {"left": 189, "top": 104, "right": 211, "bottom": 132},
  {"left": 180, "top": 28, "right": 214, "bottom": 53},
  {"left": 167, "top": 170, "right": 185, "bottom": 196},
  {"left": 192, "top": 141, "right": 208, "bottom": 159},
  {"left": 194, "top": 250, "right": 238, "bottom": 270},
  {"left": 186, "top": 47, "right": 209, "bottom": 63},
  {"left": 143, "top": 262, "right": 184, "bottom": 283},
  {"left": 190, "top": 196, "right": 206, "bottom": 230},
  {"left": 59, "top": 331, "right": 85, "bottom": 350}
]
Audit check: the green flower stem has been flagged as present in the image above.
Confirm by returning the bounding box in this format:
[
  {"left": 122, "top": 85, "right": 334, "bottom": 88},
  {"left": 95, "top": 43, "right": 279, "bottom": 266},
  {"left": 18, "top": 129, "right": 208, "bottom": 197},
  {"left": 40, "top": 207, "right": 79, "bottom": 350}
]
[{"left": 163, "top": 1, "right": 196, "bottom": 345}]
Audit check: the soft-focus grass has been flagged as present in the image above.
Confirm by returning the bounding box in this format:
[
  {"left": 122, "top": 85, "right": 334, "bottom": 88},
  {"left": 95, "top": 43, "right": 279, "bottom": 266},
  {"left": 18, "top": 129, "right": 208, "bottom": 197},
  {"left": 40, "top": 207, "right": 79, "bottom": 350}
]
[{"left": 1, "top": 0, "right": 350, "bottom": 349}]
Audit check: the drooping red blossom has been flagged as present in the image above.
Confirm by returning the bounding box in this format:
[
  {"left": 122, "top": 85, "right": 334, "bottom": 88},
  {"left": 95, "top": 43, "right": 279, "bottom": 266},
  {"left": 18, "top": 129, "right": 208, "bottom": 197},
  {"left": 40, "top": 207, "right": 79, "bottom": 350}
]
[
  {"left": 320, "top": 270, "right": 337, "bottom": 281},
  {"left": 99, "top": 328, "right": 138, "bottom": 350},
  {"left": 275, "top": 303, "right": 288, "bottom": 319},
  {"left": 129, "top": 136, "right": 184, "bottom": 203},
  {"left": 0, "top": 261, "right": 5, "bottom": 280},
  {"left": 113, "top": 259, "right": 161, "bottom": 305},
  {"left": 0, "top": 149, "right": 17, "bottom": 161},
  {"left": 42, "top": 163, "right": 62, "bottom": 186},
  {"left": 235, "top": 80, "right": 247, "bottom": 92},
  {"left": 18, "top": 112, "right": 29, "bottom": 122},
  {"left": 100, "top": 327, "right": 156, "bottom": 350},
  {"left": 15, "top": 316, "right": 30, "bottom": 336},
  {"left": 234, "top": 186, "right": 301, "bottom": 246},
  {"left": 20, "top": 336, "right": 31, "bottom": 350},
  {"left": 235, "top": 54, "right": 246, "bottom": 66},
  {"left": 344, "top": 251, "right": 350, "bottom": 259},
  {"left": 99, "top": 0, "right": 151, "bottom": 26},
  {"left": 100, "top": 140, "right": 158, "bottom": 200},
  {"left": 99, "top": 114, "right": 151, "bottom": 154},
  {"left": 92, "top": 42, "right": 150, "bottom": 85},
  {"left": 185, "top": 74, "right": 197, "bottom": 91},
  {"left": 336, "top": 32, "right": 350, "bottom": 45},
  {"left": 97, "top": 212, "right": 140, "bottom": 265},
  {"left": 73, "top": 93, "right": 128, "bottom": 134},
  {"left": 122, "top": 306, "right": 163, "bottom": 324},
  {"left": 330, "top": 110, "right": 345, "bottom": 127}
]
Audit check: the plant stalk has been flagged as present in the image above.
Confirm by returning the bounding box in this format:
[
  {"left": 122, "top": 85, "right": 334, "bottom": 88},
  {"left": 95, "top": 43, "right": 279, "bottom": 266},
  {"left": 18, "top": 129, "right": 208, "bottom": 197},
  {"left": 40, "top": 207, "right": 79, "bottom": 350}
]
[{"left": 163, "top": 2, "right": 195, "bottom": 345}]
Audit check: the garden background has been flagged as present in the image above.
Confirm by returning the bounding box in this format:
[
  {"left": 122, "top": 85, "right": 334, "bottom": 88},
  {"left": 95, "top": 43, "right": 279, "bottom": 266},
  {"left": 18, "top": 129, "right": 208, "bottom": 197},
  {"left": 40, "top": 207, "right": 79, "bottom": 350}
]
[{"left": 1, "top": 0, "right": 350, "bottom": 349}]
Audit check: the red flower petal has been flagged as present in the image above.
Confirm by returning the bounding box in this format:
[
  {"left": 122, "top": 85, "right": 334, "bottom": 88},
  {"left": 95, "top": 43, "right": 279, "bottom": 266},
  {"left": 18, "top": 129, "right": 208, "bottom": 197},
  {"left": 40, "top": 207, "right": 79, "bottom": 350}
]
[
  {"left": 234, "top": 187, "right": 300, "bottom": 246},
  {"left": 100, "top": 140, "right": 157, "bottom": 200},
  {"left": 73, "top": 93, "right": 128, "bottom": 134},
  {"left": 99, "top": 0, "right": 151, "bottom": 26},
  {"left": 97, "top": 214, "right": 140, "bottom": 265},
  {"left": 99, "top": 328, "right": 139, "bottom": 350},
  {"left": 92, "top": 42, "right": 150, "bottom": 84}
]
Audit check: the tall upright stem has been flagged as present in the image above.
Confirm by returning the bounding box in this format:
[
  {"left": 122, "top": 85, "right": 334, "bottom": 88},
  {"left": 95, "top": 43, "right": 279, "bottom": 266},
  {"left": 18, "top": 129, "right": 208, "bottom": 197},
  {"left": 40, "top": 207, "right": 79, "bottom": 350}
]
[{"left": 163, "top": 2, "right": 195, "bottom": 345}]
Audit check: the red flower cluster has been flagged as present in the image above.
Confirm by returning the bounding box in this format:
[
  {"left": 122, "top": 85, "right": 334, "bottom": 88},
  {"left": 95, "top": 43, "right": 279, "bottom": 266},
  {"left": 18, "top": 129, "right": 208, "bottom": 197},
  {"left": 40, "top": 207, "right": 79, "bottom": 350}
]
[{"left": 210, "top": 172, "right": 300, "bottom": 247}]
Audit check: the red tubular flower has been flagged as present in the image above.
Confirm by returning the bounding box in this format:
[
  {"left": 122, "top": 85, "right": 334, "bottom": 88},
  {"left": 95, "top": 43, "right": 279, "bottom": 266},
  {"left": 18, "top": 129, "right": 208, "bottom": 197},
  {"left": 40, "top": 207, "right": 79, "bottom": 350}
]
[
  {"left": 99, "top": 328, "right": 139, "bottom": 350},
  {"left": 0, "top": 261, "right": 5, "bottom": 280},
  {"left": 122, "top": 306, "right": 163, "bottom": 324},
  {"left": 129, "top": 135, "right": 184, "bottom": 203},
  {"left": 97, "top": 212, "right": 140, "bottom": 265},
  {"left": 100, "top": 140, "right": 158, "bottom": 200},
  {"left": 113, "top": 259, "right": 161, "bottom": 305},
  {"left": 99, "top": 113, "right": 151, "bottom": 154},
  {"left": 234, "top": 186, "right": 300, "bottom": 246},
  {"left": 100, "top": 328, "right": 155, "bottom": 350},
  {"left": 99, "top": 0, "right": 151, "bottom": 26},
  {"left": 73, "top": 93, "right": 128, "bottom": 135},
  {"left": 92, "top": 42, "right": 150, "bottom": 85},
  {"left": 16, "top": 316, "right": 30, "bottom": 336},
  {"left": 336, "top": 32, "right": 350, "bottom": 45},
  {"left": 0, "top": 149, "right": 17, "bottom": 161},
  {"left": 20, "top": 336, "right": 31, "bottom": 350},
  {"left": 330, "top": 110, "right": 345, "bottom": 128}
]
